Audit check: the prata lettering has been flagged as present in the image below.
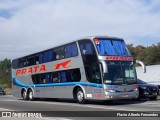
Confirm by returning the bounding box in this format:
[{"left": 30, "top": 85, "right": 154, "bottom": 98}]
[{"left": 16, "top": 65, "right": 46, "bottom": 76}]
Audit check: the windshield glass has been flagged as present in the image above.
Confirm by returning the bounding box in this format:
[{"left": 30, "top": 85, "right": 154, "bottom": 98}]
[
  {"left": 103, "top": 61, "right": 137, "bottom": 85},
  {"left": 94, "top": 38, "right": 131, "bottom": 56}
]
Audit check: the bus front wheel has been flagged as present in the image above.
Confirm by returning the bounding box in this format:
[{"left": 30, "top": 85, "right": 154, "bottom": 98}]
[
  {"left": 76, "top": 88, "right": 86, "bottom": 104},
  {"left": 104, "top": 100, "right": 113, "bottom": 104},
  {"left": 28, "top": 89, "right": 34, "bottom": 101}
]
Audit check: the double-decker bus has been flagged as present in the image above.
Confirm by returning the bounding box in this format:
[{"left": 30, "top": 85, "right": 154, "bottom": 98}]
[{"left": 12, "top": 36, "right": 146, "bottom": 104}]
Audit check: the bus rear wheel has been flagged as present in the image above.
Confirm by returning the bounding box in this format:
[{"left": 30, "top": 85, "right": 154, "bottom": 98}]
[
  {"left": 28, "top": 89, "right": 34, "bottom": 101},
  {"left": 76, "top": 88, "right": 86, "bottom": 104},
  {"left": 22, "top": 89, "right": 28, "bottom": 100}
]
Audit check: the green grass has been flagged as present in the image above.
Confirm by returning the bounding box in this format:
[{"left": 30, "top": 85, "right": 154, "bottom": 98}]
[{"left": 0, "top": 83, "right": 8, "bottom": 88}]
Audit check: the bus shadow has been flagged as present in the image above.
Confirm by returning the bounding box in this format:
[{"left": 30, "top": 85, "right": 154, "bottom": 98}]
[
  {"left": 40, "top": 98, "right": 77, "bottom": 103},
  {"left": 26, "top": 98, "right": 152, "bottom": 106},
  {"left": 88, "top": 99, "right": 149, "bottom": 106}
]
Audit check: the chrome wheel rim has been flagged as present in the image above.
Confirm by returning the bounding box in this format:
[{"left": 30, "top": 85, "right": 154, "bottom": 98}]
[
  {"left": 29, "top": 91, "right": 33, "bottom": 100},
  {"left": 77, "top": 91, "right": 83, "bottom": 101},
  {"left": 23, "top": 91, "right": 26, "bottom": 99}
]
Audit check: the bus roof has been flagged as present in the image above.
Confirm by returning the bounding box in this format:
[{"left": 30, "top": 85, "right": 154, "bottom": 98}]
[
  {"left": 12, "top": 36, "right": 123, "bottom": 60},
  {"left": 83, "top": 36, "right": 123, "bottom": 40}
]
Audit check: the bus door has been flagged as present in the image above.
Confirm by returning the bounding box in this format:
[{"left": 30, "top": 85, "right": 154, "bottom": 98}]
[{"left": 78, "top": 39, "right": 103, "bottom": 99}]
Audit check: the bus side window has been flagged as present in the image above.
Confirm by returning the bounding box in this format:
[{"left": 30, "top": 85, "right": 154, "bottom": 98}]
[
  {"left": 65, "top": 42, "right": 78, "bottom": 58},
  {"left": 79, "top": 40, "right": 95, "bottom": 55},
  {"left": 52, "top": 72, "right": 59, "bottom": 83},
  {"left": 71, "top": 43, "right": 78, "bottom": 56},
  {"left": 59, "top": 71, "right": 66, "bottom": 82},
  {"left": 43, "top": 50, "right": 53, "bottom": 63},
  {"left": 84, "top": 67, "right": 91, "bottom": 82},
  {"left": 37, "top": 74, "right": 41, "bottom": 84},
  {"left": 32, "top": 74, "right": 41, "bottom": 84},
  {"left": 31, "top": 75, "right": 36, "bottom": 84},
  {"left": 35, "top": 55, "right": 39, "bottom": 64},
  {"left": 40, "top": 74, "right": 46, "bottom": 84},
  {"left": 46, "top": 73, "right": 51, "bottom": 83},
  {"left": 86, "top": 43, "right": 93, "bottom": 54},
  {"left": 79, "top": 44, "right": 84, "bottom": 54},
  {"left": 66, "top": 71, "right": 72, "bottom": 82},
  {"left": 54, "top": 46, "right": 65, "bottom": 60},
  {"left": 18, "top": 58, "right": 26, "bottom": 68},
  {"left": 91, "top": 64, "right": 101, "bottom": 84},
  {"left": 23, "top": 59, "right": 28, "bottom": 67},
  {"left": 27, "top": 56, "right": 34, "bottom": 66},
  {"left": 35, "top": 54, "right": 43, "bottom": 65},
  {"left": 39, "top": 54, "right": 43, "bottom": 64},
  {"left": 71, "top": 69, "right": 81, "bottom": 82},
  {"left": 66, "top": 69, "right": 81, "bottom": 82},
  {"left": 65, "top": 44, "right": 72, "bottom": 58},
  {"left": 52, "top": 51, "right": 56, "bottom": 61}
]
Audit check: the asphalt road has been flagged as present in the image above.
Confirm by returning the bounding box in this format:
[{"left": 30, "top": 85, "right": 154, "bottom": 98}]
[{"left": 0, "top": 95, "right": 159, "bottom": 120}]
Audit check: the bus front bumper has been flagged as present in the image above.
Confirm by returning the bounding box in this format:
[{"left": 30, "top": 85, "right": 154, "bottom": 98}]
[{"left": 104, "top": 90, "right": 139, "bottom": 100}]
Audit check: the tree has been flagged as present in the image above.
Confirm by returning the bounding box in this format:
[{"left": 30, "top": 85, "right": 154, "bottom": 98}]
[
  {"left": 0, "top": 59, "right": 11, "bottom": 88},
  {"left": 127, "top": 43, "right": 160, "bottom": 65}
]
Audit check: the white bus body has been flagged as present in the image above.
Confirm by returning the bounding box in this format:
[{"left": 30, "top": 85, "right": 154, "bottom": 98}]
[{"left": 12, "top": 36, "right": 139, "bottom": 103}]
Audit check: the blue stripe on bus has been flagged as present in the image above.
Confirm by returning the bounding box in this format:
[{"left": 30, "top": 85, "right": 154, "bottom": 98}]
[{"left": 12, "top": 77, "right": 103, "bottom": 88}]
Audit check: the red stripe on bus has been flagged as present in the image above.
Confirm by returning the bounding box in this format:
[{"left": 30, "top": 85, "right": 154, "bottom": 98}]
[{"left": 53, "top": 60, "right": 72, "bottom": 70}]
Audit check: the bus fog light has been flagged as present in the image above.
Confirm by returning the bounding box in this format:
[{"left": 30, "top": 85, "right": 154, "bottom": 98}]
[
  {"left": 105, "top": 95, "right": 112, "bottom": 98},
  {"left": 106, "top": 96, "right": 110, "bottom": 98}
]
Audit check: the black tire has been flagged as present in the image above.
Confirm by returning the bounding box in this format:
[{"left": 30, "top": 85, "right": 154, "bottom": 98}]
[
  {"left": 104, "top": 100, "right": 113, "bottom": 104},
  {"left": 28, "top": 89, "right": 34, "bottom": 101},
  {"left": 76, "top": 88, "right": 86, "bottom": 104},
  {"left": 22, "top": 89, "right": 28, "bottom": 100},
  {"left": 137, "top": 95, "right": 141, "bottom": 101},
  {"left": 137, "top": 90, "right": 142, "bottom": 101},
  {"left": 149, "top": 96, "right": 157, "bottom": 100}
]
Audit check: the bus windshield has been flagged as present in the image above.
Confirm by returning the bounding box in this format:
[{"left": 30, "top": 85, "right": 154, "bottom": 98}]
[
  {"left": 94, "top": 38, "right": 131, "bottom": 56},
  {"left": 103, "top": 61, "right": 137, "bottom": 85}
]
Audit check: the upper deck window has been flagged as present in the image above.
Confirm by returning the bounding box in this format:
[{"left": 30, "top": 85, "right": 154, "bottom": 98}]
[
  {"left": 78, "top": 40, "right": 96, "bottom": 55},
  {"left": 94, "top": 38, "right": 131, "bottom": 56},
  {"left": 14, "top": 42, "right": 78, "bottom": 69},
  {"left": 54, "top": 42, "right": 78, "bottom": 60},
  {"left": 43, "top": 50, "right": 52, "bottom": 62}
]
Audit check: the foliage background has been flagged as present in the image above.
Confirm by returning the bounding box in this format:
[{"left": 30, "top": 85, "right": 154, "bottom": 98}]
[{"left": 127, "top": 43, "right": 160, "bottom": 65}]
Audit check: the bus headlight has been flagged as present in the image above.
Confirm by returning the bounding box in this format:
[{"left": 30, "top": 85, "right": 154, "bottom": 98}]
[
  {"left": 134, "top": 88, "right": 138, "bottom": 91},
  {"left": 106, "top": 89, "right": 116, "bottom": 93}
]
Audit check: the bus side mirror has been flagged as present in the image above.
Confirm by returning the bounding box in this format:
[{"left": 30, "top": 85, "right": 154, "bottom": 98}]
[
  {"left": 136, "top": 60, "right": 146, "bottom": 73},
  {"left": 99, "top": 60, "right": 108, "bottom": 73}
]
